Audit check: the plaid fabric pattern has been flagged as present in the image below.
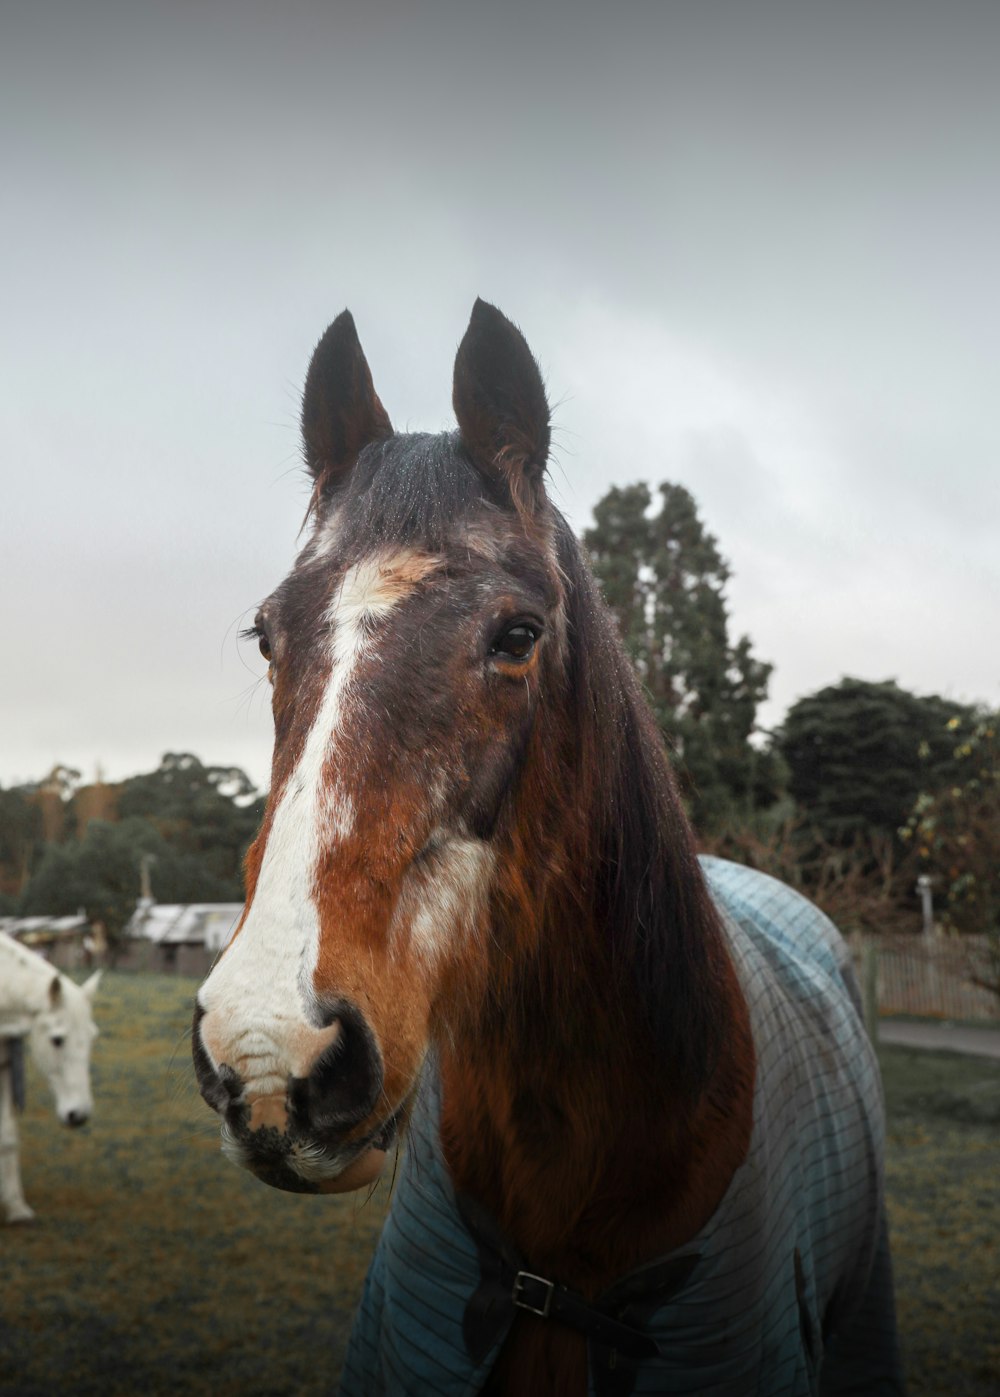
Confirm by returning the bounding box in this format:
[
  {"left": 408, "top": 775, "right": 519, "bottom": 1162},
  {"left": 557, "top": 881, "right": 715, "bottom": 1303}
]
[{"left": 339, "top": 858, "right": 904, "bottom": 1395}]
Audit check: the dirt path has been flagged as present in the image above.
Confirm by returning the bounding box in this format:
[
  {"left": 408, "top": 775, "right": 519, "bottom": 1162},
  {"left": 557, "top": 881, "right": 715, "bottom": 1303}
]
[{"left": 879, "top": 1018, "right": 1000, "bottom": 1060}]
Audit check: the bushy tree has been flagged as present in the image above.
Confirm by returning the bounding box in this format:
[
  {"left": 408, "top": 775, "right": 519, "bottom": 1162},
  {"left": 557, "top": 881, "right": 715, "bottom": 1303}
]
[
  {"left": 116, "top": 752, "right": 264, "bottom": 890},
  {"left": 0, "top": 785, "right": 44, "bottom": 897},
  {"left": 19, "top": 818, "right": 239, "bottom": 946},
  {"left": 778, "top": 679, "right": 976, "bottom": 844},
  {"left": 584, "top": 481, "right": 776, "bottom": 827},
  {"left": 902, "top": 711, "right": 999, "bottom": 945}
]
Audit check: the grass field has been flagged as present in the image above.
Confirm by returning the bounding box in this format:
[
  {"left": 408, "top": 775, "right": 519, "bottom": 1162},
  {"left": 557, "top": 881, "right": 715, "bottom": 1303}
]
[{"left": 2, "top": 973, "right": 998, "bottom": 1396}]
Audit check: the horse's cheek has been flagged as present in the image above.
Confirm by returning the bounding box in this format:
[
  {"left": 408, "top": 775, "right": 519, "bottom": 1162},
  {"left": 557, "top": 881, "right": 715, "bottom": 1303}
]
[{"left": 458, "top": 699, "right": 535, "bottom": 837}]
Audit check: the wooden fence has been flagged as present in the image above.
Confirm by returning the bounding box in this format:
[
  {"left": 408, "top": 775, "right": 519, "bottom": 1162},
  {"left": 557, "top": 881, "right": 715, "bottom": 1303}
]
[{"left": 852, "top": 934, "right": 998, "bottom": 1022}]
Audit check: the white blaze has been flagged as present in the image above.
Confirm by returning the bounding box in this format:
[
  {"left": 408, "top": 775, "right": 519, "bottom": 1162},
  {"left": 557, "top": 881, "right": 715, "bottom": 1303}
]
[{"left": 198, "top": 551, "right": 430, "bottom": 1096}]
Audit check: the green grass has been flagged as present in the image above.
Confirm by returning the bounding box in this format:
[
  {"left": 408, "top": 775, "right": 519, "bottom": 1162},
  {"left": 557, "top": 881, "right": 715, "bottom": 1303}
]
[
  {"left": 2, "top": 975, "right": 997, "bottom": 1395},
  {"left": 2, "top": 973, "right": 388, "bottom": 1397},
  {"left": 879, "top": 1045, "right": 1000, "bottom": 1396}
]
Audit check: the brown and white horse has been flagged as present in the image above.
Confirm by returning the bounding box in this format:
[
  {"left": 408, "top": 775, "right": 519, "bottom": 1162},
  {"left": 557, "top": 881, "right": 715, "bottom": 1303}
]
[{"left": 193, "top": 303, "right": 899, "bottom": 1395}]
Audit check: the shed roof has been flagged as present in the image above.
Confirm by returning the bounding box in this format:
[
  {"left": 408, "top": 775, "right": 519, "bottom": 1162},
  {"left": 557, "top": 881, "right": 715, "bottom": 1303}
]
[
  {"left": 0, "top": 914, "right": 89, "bottom": 943},
  {"left": 126, "top": 902, "right": 243, "bottom": 951}
]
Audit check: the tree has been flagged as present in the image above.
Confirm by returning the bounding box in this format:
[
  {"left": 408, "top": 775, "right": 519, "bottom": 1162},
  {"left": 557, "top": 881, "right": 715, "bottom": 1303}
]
[
  {"left": 18, "top": 817, "right": 239, "bottom": 948},
  {"left": 584, "top": 481, "right": 776, "bottom": 827},
  {"left": 115, "top": 752, "right": 265, "bottom": 894},
  {"left": 8, "top": 752, "right": 265, "bottom": 934},
  {"left": 19, "top": 819, "right": 154, "bottom": 944},
  {"left": 777, "top": 679, "right": 977, "bottom": 845},
  {"left": 902, "top": 711, "right": 999, "bottom": 943},
  {"left": 0, "top": 784, "right": 44, "bottom": 898}
]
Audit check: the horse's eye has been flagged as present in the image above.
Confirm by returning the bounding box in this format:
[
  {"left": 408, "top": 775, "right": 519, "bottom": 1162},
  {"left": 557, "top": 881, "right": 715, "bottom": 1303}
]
[
  {"left": 51, "top": 1036, "right": 65, "bottom": 1049},
  {"left": 491, "top": 623, "right": 539, "bottom": 662},
  {"left": 240, "top": 619, "right": 273, "bottom": 664}
]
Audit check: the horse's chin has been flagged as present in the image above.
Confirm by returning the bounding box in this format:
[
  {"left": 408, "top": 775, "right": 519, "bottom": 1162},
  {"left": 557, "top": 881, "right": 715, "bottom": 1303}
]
[
  {"left": 219, "top": 1114, "right": 393, "bottom": 1196},
  {"left": 238, "top": 1143, "right": 388, "bottom": 1196},
  {"left": 314, "top": 1147, "right": 388, "bottom": 1193}
]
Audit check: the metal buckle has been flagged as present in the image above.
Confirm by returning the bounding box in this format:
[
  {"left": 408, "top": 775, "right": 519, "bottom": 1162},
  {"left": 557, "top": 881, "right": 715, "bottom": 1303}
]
[{"left": 512, "top": 1270, "right": 555, "bottom": 1319}]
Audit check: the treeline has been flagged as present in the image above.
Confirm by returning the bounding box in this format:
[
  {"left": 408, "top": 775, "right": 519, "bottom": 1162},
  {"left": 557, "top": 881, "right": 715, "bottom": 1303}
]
[
  {"left": 585, "top": 481, "right": 997, "bottom": 942},
  {"left": 0, "top": 754, "right": 265, "bottom": 940},
  {"left": 1, "top": 481, "right": 996, "bottom": 948}
]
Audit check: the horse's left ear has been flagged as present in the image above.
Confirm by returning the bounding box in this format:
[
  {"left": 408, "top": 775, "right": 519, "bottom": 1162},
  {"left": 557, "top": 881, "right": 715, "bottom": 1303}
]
[
  {"left": 48, "top": 975, "right": 62, "bottom": 1008},
  {"left": 301, "top": 311, "right": 393, "bottom": 489},
  {"left": 453, "top": 299, "right": 551, "bottom": 510},
  {"left": 81, "top": 971, "right": 102, "bottom": 1001}
]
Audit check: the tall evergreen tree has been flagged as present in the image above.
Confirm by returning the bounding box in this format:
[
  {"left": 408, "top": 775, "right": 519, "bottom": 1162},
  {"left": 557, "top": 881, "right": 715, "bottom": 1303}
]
[{"left": 584, "top": 481, "right": 774, "bottom": 827}]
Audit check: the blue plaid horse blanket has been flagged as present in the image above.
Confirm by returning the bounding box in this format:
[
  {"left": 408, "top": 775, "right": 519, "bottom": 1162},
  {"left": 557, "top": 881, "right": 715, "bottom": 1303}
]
[{"left": 340, "top": 857, "right": 904, "bottom": 1395}]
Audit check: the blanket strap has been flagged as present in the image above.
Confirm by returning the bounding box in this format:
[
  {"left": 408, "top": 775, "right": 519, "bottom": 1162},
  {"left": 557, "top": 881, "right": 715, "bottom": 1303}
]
[{"left": 458, "top": 1191, "right": 700, "bottom": 1391}]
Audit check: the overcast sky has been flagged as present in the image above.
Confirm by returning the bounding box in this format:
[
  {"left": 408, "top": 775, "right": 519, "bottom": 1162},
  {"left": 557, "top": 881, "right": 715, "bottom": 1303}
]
[{"left": 2, "top": 1, "right": 997, "bottom": 795}]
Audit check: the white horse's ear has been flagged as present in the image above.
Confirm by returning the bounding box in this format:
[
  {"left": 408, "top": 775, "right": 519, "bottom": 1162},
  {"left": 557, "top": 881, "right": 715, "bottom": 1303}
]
[
  {"left": 49, "top": 975, "right": 63, "bottom": 1008},
  {"left": 81, "top": 970, "right": 102, "bottom": 1001}
]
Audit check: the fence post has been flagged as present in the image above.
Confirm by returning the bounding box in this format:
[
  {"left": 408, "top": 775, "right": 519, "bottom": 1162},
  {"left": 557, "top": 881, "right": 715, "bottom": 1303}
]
[{"left": 917, "top": 875, "right": 944, "bottom": 1014}]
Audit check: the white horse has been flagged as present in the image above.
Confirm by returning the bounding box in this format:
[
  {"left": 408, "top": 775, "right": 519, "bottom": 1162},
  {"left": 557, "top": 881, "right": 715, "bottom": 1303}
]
[{"left": 0, "top": 931, "right": 100, "bottom": 1223}]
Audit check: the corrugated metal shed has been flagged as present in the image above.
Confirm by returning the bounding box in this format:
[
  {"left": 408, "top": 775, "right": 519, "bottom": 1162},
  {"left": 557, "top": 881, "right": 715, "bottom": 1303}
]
[
  {"left": 125, "top": 902, "right": 243, "bottom": 952},
  {"left": 0, "top": 914, "right": 89, "bottom": 943}
]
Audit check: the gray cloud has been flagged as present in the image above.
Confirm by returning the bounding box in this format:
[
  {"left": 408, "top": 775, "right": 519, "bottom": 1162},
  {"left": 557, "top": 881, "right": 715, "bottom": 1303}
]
[{"left": 2, "top": 0, "right": 997, "bottom": 789}]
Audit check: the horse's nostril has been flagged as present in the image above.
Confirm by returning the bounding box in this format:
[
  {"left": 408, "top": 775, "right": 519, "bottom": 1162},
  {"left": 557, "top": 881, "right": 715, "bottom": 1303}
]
[
  {"left": 294, "top": 1002, "right": 384, "bottom": 1133},
  {"left": 219, "top": 1068, "right": 243, "bottom": 1100},
  {"left": 191, "top": 1003, "right": 239, "bottom": 1114},
  {"left": 66, "top": 1110, "right": 87, "bottom": 1129}
]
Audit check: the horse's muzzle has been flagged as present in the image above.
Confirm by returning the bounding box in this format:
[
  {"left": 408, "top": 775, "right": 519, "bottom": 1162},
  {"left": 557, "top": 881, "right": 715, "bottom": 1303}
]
[{"left": 191, "top": 1001, "right": 388, "bottom": 1192}]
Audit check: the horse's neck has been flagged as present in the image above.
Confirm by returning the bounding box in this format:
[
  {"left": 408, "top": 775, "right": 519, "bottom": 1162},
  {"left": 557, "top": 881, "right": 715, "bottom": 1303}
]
[
  {"left": 439, "top": 898, "right": 754, "bottom": 1296},
  {"left": 0, "top": 936, "right": 51, "bottom": 1030}
]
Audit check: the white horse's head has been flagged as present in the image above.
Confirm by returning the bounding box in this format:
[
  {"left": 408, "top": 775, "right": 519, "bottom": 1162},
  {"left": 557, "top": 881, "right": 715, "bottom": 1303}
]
[{"left": 27, "top": 971, "right": 101, "bottom": 1127}]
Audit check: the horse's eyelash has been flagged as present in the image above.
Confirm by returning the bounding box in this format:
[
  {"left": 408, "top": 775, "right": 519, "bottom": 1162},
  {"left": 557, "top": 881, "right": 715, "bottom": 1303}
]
[{"left": 239, "top": 625, "right": 263, "bottom": 644}]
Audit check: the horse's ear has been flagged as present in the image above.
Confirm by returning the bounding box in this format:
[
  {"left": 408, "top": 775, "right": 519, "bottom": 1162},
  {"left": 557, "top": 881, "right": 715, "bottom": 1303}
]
[
  {"left": 453, "top": 299, "right": 551, "bottom": 511},
  {"left": 48, "top": 975, "right": 62, "bottom": 1008},
  {"left": 301, "top": 311, "right": 393, "bottom": 488},
  {"left": 81, "top": 970, "right": 102, "bottom": 1001}
]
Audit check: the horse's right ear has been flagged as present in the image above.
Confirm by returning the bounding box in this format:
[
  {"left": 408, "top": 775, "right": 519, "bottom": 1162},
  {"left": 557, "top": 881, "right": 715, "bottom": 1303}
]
[
  {"left": 48, "top": 975, "right": 62, "bottom": 1008},
  {"left": 301, "top": 311, "right": 393, "bottom": 488}
]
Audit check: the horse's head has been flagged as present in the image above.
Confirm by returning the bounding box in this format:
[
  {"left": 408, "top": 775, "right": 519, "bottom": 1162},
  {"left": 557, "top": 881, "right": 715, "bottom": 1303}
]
[
  {"left": 28, "top": 970, "right": 100, "bottom": 1127},
  {"left": 194, "top": 301, "right": 570, "bottom": 1193}
]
